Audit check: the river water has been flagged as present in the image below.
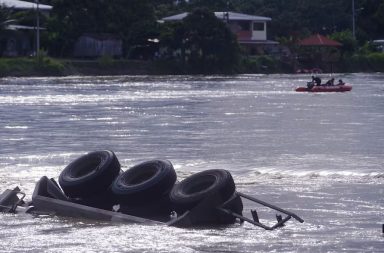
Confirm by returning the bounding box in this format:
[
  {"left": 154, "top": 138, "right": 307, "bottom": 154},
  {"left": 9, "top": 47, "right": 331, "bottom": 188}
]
[{"left": 0, "top": 73, "right": 383, "bottom": 252}]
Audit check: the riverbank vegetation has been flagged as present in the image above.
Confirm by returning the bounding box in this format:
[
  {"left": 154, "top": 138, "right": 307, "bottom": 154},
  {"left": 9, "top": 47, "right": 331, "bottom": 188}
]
[
  {"left": 1, "top": 0, "right": 384, "bottom": 76},
  {"left": 0, "top": 54, "right": 65, "bottom": 76}
]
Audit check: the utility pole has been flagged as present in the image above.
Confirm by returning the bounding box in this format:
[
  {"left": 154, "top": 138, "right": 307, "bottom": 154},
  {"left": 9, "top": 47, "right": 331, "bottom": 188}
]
[
  {"left": 35, "top": 0, "right": 40, "bottom": 57},
  {"left": 352, "top": 0, "right": 356, "bottom": 39},
  {"left": 224, "top": 1, "right": 229, "bottom": 23}
]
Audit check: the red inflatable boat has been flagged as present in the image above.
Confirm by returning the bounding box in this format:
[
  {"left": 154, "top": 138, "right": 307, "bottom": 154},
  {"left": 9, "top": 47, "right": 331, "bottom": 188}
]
[{"left": 295, "top": 84, "right": 352, "bottom": 92}]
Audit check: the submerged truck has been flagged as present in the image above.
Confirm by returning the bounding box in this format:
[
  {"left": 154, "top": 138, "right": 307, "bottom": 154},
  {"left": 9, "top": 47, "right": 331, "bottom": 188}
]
[{"left": 0, "top": 150, "right": 303, "bottom": 230}]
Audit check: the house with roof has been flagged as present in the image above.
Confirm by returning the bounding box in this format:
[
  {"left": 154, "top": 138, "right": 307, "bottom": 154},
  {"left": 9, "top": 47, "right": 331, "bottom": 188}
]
[
  {"left": 0, "top": 0, "right": 52, "bottom": 56},
  {"left": 0, "top": 0, "right": 51, "bottom": 11},
  {"left": 161, "top": 11, "right": 278, "bottom": 55}
]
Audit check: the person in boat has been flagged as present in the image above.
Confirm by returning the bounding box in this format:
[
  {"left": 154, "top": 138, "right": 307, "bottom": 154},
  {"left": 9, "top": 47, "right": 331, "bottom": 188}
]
[
  {"left": 337, "top": 79, "right": 345, "bottom": 85},
  {"left": 312, "top": 76, "right": 321, "bottom": 86},
  {"left": 325, "top": 78, "right": 335, "bottom": 86}
]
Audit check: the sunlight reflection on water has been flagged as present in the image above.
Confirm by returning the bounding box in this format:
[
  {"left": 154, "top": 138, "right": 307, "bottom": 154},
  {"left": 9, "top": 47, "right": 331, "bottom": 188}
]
[{"left": 0, "top": 74, "right": 383, "bottom": 252}]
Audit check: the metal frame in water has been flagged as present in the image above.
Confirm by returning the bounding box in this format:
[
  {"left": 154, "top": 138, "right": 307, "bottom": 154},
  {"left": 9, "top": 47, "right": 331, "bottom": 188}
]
[{"left": 0, "top": 177, "right": 304, "bottom": 230}]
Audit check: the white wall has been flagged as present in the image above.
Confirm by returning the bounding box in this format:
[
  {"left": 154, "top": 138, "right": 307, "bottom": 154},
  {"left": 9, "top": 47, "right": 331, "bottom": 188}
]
[{"left": 252, "top": 22, "right": 267, "bottom": 40}]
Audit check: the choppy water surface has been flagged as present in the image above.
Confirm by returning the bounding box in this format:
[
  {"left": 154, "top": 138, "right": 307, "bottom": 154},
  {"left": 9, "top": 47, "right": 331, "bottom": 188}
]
[{"left": 0, "top": 73, "right": 383, "bottom": 252}]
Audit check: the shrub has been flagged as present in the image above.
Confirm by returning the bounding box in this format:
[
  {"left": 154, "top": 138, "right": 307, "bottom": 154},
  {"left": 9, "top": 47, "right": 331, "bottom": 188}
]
[
  {"left": 35, "top": 56, "right": 65, "bottom": 75},
  {"left": 342, "top": 52, "right": 384, "bottom": 72},
  {"left": 368, "top": 52, "right": 384, "bottom": 71},
  {"left": 0, "top": 60, "right": 9, "bottom": 76},
  {"left": 240, "top": 55, "right": 281, "bottom": 73},
  {"left": 97, "top": 55, "right": 114, "bottom": 67},
  {"left": 0, "top": 56, "right": 65, "bottom": 76}
]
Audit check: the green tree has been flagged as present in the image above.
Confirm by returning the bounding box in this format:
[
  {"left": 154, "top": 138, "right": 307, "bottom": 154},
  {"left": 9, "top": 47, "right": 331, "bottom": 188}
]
[
  {"left": 185, "top": 0, "right": 229, "bottom": 11},
  {"left": 0, "top": 6, "right": 15, "bottom": 56},
  {"left": 330, "top": 30, "right": 357, "bottom": 56},
  {"left": 160, "top": 8, "right": 240, "bottom": 74},
  {"left": 40, "top": 0, "right": 384, "bottom": 59},
  {"left": 46, "top": 0, "right": 158, "bottom": 57},
  {"left": 106, "top": 0, "right": 159, "bottom": 55},
  {"left": 169, "top": 0, "right": 382, "bottom": 42},
  {"left": 358, "top": 0, "right": 384, "bottom": 41},
  {"left": 46, "top": 0, "right": 93, "bottom": 56}
]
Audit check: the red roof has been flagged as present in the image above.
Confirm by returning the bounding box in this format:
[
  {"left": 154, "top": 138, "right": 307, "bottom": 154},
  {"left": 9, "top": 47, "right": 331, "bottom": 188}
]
[{"left": 298, "top": 34, "right": 342, "bottom": 47}]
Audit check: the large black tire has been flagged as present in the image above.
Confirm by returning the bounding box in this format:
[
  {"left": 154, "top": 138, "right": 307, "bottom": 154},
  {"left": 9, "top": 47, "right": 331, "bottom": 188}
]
[
  {"left": 111, "top": 159, "right": 176, "bottom": 203},
  {"left": 59, "top": 150, "right": 121, "bottom": 198},
  {"left": 170, "top": 169, "right": 236, "bottom": 213}
]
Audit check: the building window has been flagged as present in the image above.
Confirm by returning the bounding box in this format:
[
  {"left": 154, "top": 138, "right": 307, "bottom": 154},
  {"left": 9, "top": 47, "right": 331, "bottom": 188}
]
[
  {"left": 253, "top": 22, "right": 264, "bottom": 31},
  {"left": 238, "top": 21, "right": 251, "bottom": 31},
  {"left": 228, "top": 21, "right": 251, "bottom": 33}
]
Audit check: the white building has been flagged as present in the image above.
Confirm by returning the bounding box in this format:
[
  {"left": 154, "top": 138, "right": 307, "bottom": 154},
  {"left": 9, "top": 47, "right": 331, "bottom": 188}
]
[{"left": 161, "top": 11, "right": 278, "bottom": 55}]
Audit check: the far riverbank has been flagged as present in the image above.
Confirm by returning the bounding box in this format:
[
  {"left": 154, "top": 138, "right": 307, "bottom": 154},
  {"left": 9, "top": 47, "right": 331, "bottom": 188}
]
[{"left": 0, "top": 54, "right": 383, "bottom": 77}]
